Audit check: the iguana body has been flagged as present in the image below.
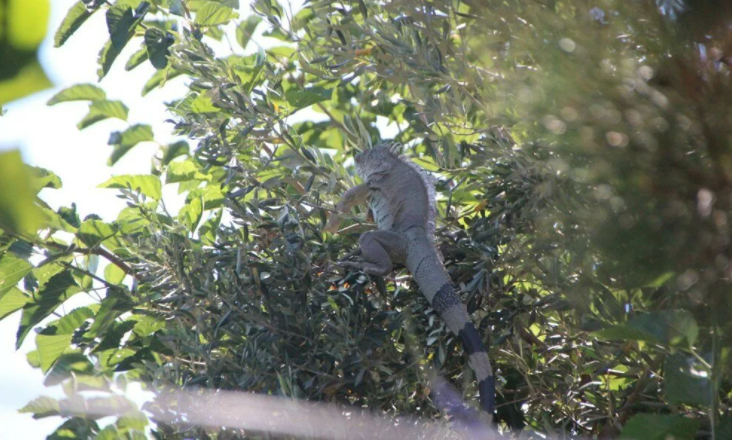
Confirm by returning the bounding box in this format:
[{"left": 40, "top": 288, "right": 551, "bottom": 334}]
[{"left": 325, "top": 142, "right": 495, "bottom": 417}]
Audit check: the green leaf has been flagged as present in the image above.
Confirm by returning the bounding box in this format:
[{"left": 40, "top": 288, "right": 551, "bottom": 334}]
[
  {"left": 27, "top": 350, "right": 41, "bottom": 368},
  {"left": 104, "top": 264, "right": 126, "bottom": 285},
  {"left": 41, "top": 207, "right": 77, "bottom": 233},
  {"left": 194, "top": 2, "right": 237, "bottom": 26},
  {"left": 160, "top": 140, "right": 189, "bottom": 165},
  {"left": 178, "top": 196, "right": 203, "bottom": 231},
  {"left": 56, "top": 307, "right": 95, "bottom": 334},
  {"left": 189, "top": 92, "right": 220, "bottom": 113},
  {"left": 87, "top": 294, "right": 133, "bottom": 338},
  {"left": 236, "top": 15, "right": 261, "bottom": 49},
  {"left": 44, "top": 353, "right": 96, "bottom": 387},
  {"left": 0, "top": 60, "right": 53, "bottom": 106},
  {"left": 200, "top": 209, "right": 222, "bottom": 245},
  {"left": 47, "top": 418, "right": 99, "bottom": 439},
  {"left": 30, "top": 166, "right": 63, "bottom": 192},
  {"left": 108, "top": 124, "right": 154, "bottom": 165},
  {"left": 665, "top": 353, "right": 712, "bottom": 406},
  {"left": 18, "top": 396, "right": 61, "bottom": 419},
  {"left": 166, "top": 160, "right": 200, "bottom": 183},
  {"left": 125, "top": 46, "right": 149, "bottom": 71},
  {"left": 0, "top": 252, "right": 32, "bottom": 296},
  {"left": 97, "top": 2, "right": 150, "bottom": 79},
  {"left": 98, "top": 175, "right": 162, "bottom": 200},
  {"left": 621, "top": 414, "right": 699, "bottom": 440},
  {"left": 0, "top": 287, "right": 30, "bottom": 320},
  {"left": 285, "top": 87, "right": 333, "bottom": 111},
  {"left": 16, "top": 271, "right": 81, "bottom": 349},
  {"left": 142, "top": 66, "right": 183, "bottom": 96},
  {"left": 77, "top": 100, "right": 129, "bottom": 129},
  {"left": 77, "top": 220, "right": 116, "bottom": 248},
  {"left": 262, "top": 27, "right": 288, "bottom": 41},
  {"left": 47, "top": 84, "right": 106, "bottom": 105},
  {"left": 594, "top": 310, "right": 699, "bottom": 347},
  {"left": 37, "top": 333, "right": 73, "bottom": 373},
  {"left": 190, "top": 185, "right": 224, "bottom": 210},
  {"left": 144, "top": 27, "right": 173, "bottom": 69},
  {"left": 117, "top": 413, "right": 149, "bottom": 433},
  {"left": 0, "top": 150, "right": 44, "bottom": 235},
  {"left": 33, "top": 260, "right": 69, "bottom": 290},
  {"left": 107, "top": 4, "right": 136, "bottom": 48},
  {"left": 168, "top": 0, "right": 185, "bottom": 16},
  {"left": 132, "top": 315, "right": 165, "bottom": 337},
  {"left": 54, "top": 1, "right": 95, "bottom": 47},
  {"left": 97, "top": 40, "right": 124, "bottom": 80}
]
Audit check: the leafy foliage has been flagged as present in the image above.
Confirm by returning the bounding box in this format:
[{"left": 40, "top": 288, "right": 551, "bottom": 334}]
[{"left": 2, "top": 0, "right": 732, "bottom": 439}]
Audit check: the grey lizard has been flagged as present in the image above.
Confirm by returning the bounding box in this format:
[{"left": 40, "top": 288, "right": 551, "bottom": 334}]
[{"left": 325, "top": 141, "right": 495, "bottom": 419}]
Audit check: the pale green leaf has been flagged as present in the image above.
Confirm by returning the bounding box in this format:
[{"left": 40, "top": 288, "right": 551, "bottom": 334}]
[
  {"left": 0, "top": 150, "right": 44, "bottom": 235},
  {"left": 77, "top": 100, "right": 129, "bottom": 129},
  {"left": 108, "top": 124, "right": 154, "bottom": 165},
  {"left": 56, "top": 307, "right": 95, "bottom": 334},
  {"left": 178, "top": 196, "right": 203, "bottom": 231},
  {"left": 194, "top": 2, "right": 237, "bottom": 26},
  {"left": 98, "top": 175, "right": 162, "bottom": 200},
  {"left": 166, "top": 160, "right": 200, "bottom": 183},
  {"left": 54, "top": 1, "right": 95, "bottom": 47},
  {"left": 37, "top": 333, "right": 73, "bottom": 373},
  {"left": 0, "top": 252, "right": 32, "bottom": 296},
  {"left": 104, "top": 264, "right": 126, "bottom": 285},
  {"left": 47, "top": 84, "right": 106, "bottom": 105},
  {"left": 0, "top": 287, "right": 30, "bottom": 320},
  {"left": 18, "top": 396, "right": 61, "bottom": 419}
]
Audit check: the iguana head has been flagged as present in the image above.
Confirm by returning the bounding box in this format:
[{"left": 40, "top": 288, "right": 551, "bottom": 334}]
[{"left": 354, "top": 141, "right": 402, "bottom": 179}]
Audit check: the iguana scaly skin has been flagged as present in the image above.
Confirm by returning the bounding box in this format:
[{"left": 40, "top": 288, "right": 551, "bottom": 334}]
[{"left": 325, "top": 141, "right": 495, "bottom": 417}]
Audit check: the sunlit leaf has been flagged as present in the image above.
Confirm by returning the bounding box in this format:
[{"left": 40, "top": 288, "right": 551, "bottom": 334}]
[
  {"left": 178, "top": 196, "right": 203, "bottom": 231},
  {"left": 0, "top": 287, "right": 30, "bottom": 320},
  {"left": 18, "top": 396, "right": 61, "bottom": 419},
  {"left": 54, "top": 1, "right": 95, "bottom": 47},
  {"left": 104, "top": 264, "right": 126, "bottom": 285},
  {"left": 0, "top": 150, "right": 43, "bottom": 235},
  {"left": 98, "top": 175, "right": 162, "bottom": 200},
  {"left": 47, "top": 83, "right": 106, "bottom": 106},
  {"left": 37, "top": 333, "right": 73, "bottom": 373},
  {"left": 77, "top": 220, "right": 116, "bottom": 248},
  {"left": 77, "top": 100, "right": 129, "bottom": 129},
  {"left": 194, "top": 2, "right": 237, "bottom": 26},
  {"left": 125, "top": 46, "right": 149, "bottom": 71},
  {"left": 108, "top": 124, "right": 154, "bottom": 165}
]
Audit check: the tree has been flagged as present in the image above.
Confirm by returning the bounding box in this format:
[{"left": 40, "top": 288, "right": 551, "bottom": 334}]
[{"left": 1, "top": 0, "right": 731, "bottom": 438}]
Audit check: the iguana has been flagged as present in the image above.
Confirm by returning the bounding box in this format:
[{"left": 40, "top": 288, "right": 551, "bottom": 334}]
[{"left": 325, "top": 141, "right": 495, "bottom": 419}]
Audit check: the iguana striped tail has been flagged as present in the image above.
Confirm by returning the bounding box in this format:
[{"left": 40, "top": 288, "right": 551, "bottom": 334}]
[{"left": 405, "top": 234, "right": 495, "bottom": 416}]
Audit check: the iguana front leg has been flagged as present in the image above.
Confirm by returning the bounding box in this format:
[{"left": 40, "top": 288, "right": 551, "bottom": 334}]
[
  {"left": 324, "top": 183, "right": 369, "bottom": 233},
  {"left": 340, "top": 230, "right": 407, "bottom": 276}
]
